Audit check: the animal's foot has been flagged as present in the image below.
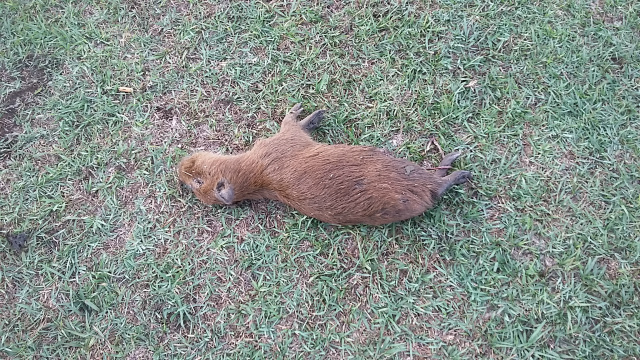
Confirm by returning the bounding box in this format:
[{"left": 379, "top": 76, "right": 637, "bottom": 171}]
[
  {"left": 450, "top": 170, "right": 472, "bottom": 185},
  {"left": 282, "top": 103, "right": 304, "bottom": 124},
  {"left": 300, "top": 109, "right": 326, "bottom": 132},
  {"left": 435, "top": 151, "right": 462, "bottom": 177},
  {"left": 437, "top": 170, "right": 472, "bottom": 197},
  {"left": 440, "top": 151, "right": 461, "bottom": 165},
  {"left": 288, "top": 103, "right": 303, "bottom": 117}
]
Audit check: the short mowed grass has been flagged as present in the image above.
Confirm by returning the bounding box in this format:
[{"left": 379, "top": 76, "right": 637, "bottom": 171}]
[{"left": 1, "top": 0, "right": 639, "bottom": 358}]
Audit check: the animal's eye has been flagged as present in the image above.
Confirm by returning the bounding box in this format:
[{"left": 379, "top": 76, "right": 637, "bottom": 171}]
[{"left": 193, "top": 178, "right": 204, "bottom": 187}]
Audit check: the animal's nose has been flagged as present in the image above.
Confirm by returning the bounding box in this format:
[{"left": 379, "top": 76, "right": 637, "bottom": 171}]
[{"left": 179, "top": 182, "right": 192, "bottom": 194}]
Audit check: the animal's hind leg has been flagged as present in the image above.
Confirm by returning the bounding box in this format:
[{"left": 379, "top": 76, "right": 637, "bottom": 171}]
[
  {"left": 437, "top": 170, "right": 472, "bottom": 197},
  {"left": 299, "top": 109, "right": 326, "bottom": 133},
  {"left": 280, "top": 103, "right": 304, "bottom": 132},
  {"left": 436, "top": 151, "right": 462, "bottom": 177}
]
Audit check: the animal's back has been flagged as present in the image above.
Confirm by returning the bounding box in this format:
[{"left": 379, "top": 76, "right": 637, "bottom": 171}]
[{"left": 259, "top": 141, "right": 444, "bottom": 225}]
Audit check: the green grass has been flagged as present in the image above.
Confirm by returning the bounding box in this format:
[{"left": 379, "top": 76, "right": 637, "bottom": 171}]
[{"left": 1, "top": 0, "right": 639, "bottom": 358}]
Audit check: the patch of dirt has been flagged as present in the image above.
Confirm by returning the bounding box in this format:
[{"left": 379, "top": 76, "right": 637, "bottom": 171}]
[
  {"left": 277, "top": 38, "right": 294, "bottom": 52},
  {"left": 127, "top": 0, "right": 232, "bottom": 18},
  {"left": 486, "top": 194, "right": 511, "bottom": 239},
  {"left": 142, "top": 90, "right": 267, "bottom": 154},
  {"left": 324, "top": 0, "right": 346, "bottom": 15},
  {"left": 201, "top": 0, "right": 232, "bottom": 17},
  {"left": 65, "top": 179, "right": 103, "bottom": 214},
  {"left": 511, "top": 247, "right": 534, "bottom": 263},
  {"left": 512, "top": 232, "right": 550, "bottom": 264},
  {"left": 389, "top": 132, "right": 405, "bottom": 148},
  {"left": 247, "top": 199, "right": 288, "bottom": 235},
  {"left": 125, "top": 347, "right": 153, "bottom": 360},
  {"left": 0, "top": 56, "right": 49, "bottom": 158},
  {"left": 227, "top": 214, "right": 258, "bottom": 245},
  {"left": 38, "top": 177, "right": 107, "bottom": 254},
  {"left": 555, "top": 148, "right": 577, "bottom": 176},
  {"left": 519, "top": 122, "right": 545, "bottom": 174},
  {"left": 0, "top": 273, "right": 18, "bottom": 311},
  {"left": 207, "top": 265, "right": 255, "bottom": 315},
  {"left": 116, "top": 181, "right": 147, "bottom": 213},
  {"left": 590, "top": 0, "right": 624, "bottom": 25},
  {"left": 22, "top": 139, "right": 60, "bottom": 174},
  {"left": 599, "top": 257, "right": 620, "bottom": 281},
  {"left": 541, "top": 255, "right": 557, "bottom": 270},
  {"left": 38, "top": 282, "right": 61, "bottom": 311},
  {"left": 98, "top": 222, "right": 134, "bottom": 257}
]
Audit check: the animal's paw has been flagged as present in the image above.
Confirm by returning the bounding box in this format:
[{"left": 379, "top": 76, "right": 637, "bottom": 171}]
[
  {"left": 288, "top": 103, "right": 303, "bottom": 117},
  {"left": 441, "top": 151, "right": 461, "bottom": 164},
  {"left": 301, "top": 109, "right": 326, "bottom": 131},
  {"left": 452, "top": 170, "right": 472, "bottom": 185}
]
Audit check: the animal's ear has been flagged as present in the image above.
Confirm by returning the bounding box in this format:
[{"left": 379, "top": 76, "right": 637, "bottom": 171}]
[{"left": 214, "top": 178, "right": 234, "bottom": 205}]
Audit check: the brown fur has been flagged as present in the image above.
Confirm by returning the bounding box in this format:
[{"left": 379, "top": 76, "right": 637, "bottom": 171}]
[{"left": 177, "top": 104, "right": 472, "bottom": 225}]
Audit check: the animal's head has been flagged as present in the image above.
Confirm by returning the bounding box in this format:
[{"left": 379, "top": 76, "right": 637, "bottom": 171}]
[{"left": 176, "top": 152, "right": 235, "bottom": 205}]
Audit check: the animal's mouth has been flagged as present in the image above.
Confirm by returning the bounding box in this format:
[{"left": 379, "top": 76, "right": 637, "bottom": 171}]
[{"left": 179, "top": 181, "right": 192, "bottom": 194}]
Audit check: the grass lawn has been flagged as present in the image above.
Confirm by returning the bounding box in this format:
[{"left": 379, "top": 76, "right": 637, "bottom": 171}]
[{"left": 1, "top": 0, "right": 639, "bottom": 358}]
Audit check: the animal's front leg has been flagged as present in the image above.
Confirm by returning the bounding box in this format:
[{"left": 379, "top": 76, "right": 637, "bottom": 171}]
[{"left": 299, "top": 109, "right": 326, "bottom": 133}]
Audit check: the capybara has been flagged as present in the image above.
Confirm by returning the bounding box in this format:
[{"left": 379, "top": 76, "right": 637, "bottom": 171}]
[{"left": 177, "top": 104, "right": 471, "bottom": 225}]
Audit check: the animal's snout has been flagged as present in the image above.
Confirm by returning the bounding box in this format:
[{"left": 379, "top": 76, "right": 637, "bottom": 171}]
[{"left": 179, "top": 181, "right": 192, "bottom": 194}]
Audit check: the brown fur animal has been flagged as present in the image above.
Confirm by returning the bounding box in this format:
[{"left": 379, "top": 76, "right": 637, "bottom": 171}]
[{"left": 177, "top": 104, "right": 472, "bottom": 225}]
